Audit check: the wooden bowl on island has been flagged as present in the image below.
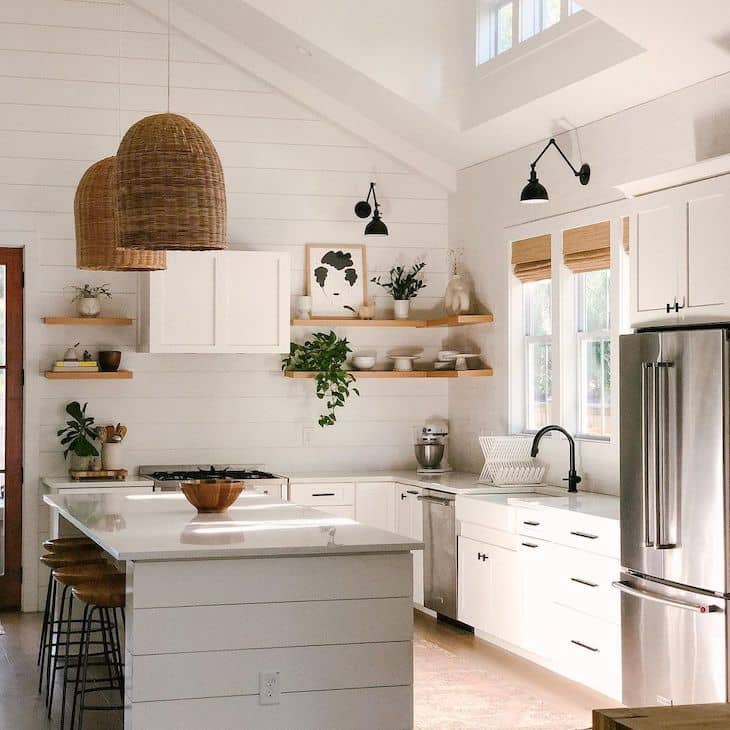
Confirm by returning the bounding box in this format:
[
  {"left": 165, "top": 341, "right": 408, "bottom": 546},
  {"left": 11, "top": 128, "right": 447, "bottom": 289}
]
[{"left": 180, "top": 479, "right": 245, "bottom": 513}]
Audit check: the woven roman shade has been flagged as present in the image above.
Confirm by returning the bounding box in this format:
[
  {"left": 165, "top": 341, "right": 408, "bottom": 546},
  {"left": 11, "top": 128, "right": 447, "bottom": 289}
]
[
  {"left": 116, "top": 113, "right": 227, "bottom": 251},
  {"left": 622, "top": 216, "right": 630, "bottom": 253},
  {"left": 512, "top": 234, "right": 551, "bottom": 283},
  {"left": 563, "top": 221, "right": 610, "bottom": 273},
  {"left": 75, "top": 157, "right": 166, "bottom": 271}
]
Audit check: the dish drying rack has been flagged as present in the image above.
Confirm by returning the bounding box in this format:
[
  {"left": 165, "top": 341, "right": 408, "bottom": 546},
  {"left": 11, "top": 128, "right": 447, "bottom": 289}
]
[{"left": 478, "top": 435, "right": 546, "bottom": 486}]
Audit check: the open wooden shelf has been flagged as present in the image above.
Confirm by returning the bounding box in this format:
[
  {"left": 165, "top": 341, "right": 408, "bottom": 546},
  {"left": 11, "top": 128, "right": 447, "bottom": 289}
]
[
  {"left": 43, "top": 316, "right": 133, "bottom": 326},
  {"left": 284, "top": 368, "right": 493, "bottom": 379},
  {"left": 290, "top": 314, "right": 493, "bottom": 329},
  {"left": 44, "top": 370, "right": 133, "bottom": 380}
]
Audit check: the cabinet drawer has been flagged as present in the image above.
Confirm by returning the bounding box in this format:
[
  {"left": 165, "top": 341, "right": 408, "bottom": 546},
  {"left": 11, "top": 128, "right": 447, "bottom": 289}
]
[
  {"left": 553, "top": 605, "right": 621, "bottom": 699},
  {"left": 553, "top": 514, "right": 619, "bottom": 559},
  {"left": 552, "top": 546, "right": 620, "bottom": 624},
  {"left": 515, "top": 507, "right": 553, "bottom": 541},
  {"left": 289, "top": 482, "right": 354, "bottom": 506}
]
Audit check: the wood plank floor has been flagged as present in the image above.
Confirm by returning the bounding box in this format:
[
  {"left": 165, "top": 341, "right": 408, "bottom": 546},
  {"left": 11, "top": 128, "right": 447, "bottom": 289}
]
[{"left": 0, "top": 610, "right": 618, "bottom": 729}]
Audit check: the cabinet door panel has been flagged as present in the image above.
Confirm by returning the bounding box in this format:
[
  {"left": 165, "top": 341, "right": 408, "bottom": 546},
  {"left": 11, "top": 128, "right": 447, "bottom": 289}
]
[
  {"left": 634, "top": 204, "right": 681, "bottom": 315},
  {"left": 458, "top": 536, "right": 490, "bottom": 630},
  {"left": 489, "top": 544, "right": 521, "bottom": 647},
  {"left": 152, "top": 252, "right": 217, "bottom": 350},
  {"left": 518, "top": 539, "right": 553, "bottom": 658},
  {"left": 219, "top": 251, "right": 290, "bottom": 353},
  {"left": 355, "top": 482, "right": 395, "bottom": 532},
  {"left": 686, "top": 191, "right": 730, "bottom": 310}
]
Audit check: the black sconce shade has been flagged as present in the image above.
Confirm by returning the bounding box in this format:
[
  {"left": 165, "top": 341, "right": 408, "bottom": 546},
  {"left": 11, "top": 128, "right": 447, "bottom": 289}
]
[
  {"left": 520, "top": 138, "right": 590, "bottom": 204},
  {"left": 355, "top": 182, "right": 388, "bottom": 236}
]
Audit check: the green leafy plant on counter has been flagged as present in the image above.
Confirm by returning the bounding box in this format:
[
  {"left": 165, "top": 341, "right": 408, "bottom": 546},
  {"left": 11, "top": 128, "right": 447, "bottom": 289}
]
[
  {"left": 282, "top": 331, "right": 359, "bottom": 427},
  {"left": 371, "top": 261, "right": 427, "bottom": 300},
  {"left": 57, "top": 401, "right": 99, "bottom": 459}
]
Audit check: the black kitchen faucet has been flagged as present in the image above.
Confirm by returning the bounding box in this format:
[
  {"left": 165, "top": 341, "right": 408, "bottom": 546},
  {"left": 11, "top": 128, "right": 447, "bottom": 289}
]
[{"left": 530, "top": 425, "right": 582, "bottom": 493}]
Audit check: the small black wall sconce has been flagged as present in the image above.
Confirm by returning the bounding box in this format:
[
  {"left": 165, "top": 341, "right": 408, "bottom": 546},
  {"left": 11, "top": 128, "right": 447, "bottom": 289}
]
[
  {"left": 521, "top": 138, "right": 590, "bottom": 203},
  {"left": 354, "top": 182, "right": 388, "bottom": 235}
]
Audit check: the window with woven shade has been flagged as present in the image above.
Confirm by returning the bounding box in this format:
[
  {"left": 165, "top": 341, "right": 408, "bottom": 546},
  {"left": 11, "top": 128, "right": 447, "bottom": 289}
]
[
  {"left": 562, "top": 221, "right": 610, "bottom": 273},
  {"left": 512, "top": 234, "right": 551, "bottom": 282}
]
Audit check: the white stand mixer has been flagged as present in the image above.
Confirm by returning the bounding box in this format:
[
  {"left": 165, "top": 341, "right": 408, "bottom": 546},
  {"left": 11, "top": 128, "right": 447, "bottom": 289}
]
[{"left": 414, "top": 418, "right": 452, "bottom": 474}]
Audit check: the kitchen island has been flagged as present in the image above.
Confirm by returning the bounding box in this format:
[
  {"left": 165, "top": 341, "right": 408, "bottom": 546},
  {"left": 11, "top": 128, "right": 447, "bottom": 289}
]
[{"left": 44, "top": 491, "right": 422, "bottom": 730}]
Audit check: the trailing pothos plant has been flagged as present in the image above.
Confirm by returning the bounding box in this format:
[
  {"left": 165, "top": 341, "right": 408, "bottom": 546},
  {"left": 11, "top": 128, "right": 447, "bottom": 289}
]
[
  {"left": 282, "top": 331, "right": 359, "bottom": 427},
  {"left": 371, "top": 261, "right": 427, "bottom": 300},
  {"left": 57, "top": 401, "right": 99, "bottom": 459}
]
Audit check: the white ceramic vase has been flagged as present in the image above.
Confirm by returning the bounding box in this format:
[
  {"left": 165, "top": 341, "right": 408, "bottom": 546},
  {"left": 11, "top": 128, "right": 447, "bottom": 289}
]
[
  {"left": 444, "top": 274, "right": 471, "bottom": 315},
  {"left": 77, "top": 296, "right": 101, "bottom": 318},
  {"left": 393, "top": 299, "right": 410, "bottom": 320},
  {"left": 102, "top": 442, "right": 124, "bottom": 470}
]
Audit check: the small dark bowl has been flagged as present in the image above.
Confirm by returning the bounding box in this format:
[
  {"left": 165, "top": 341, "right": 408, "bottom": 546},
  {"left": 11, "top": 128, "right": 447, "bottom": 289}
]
[{"left": 98, "top": 350, "right": 121, "bottom": 372}]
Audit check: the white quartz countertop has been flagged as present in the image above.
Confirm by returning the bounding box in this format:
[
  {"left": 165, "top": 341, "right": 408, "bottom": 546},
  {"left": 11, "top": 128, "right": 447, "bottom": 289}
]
[
  {"left": 42, "top": 476, "right": 154, "bottom": 490},
  {"left": 44, "top": 491, "right": 423, "bottom": 561},
  {"left": 459, "top": 488, "right": 620, "bottom": 522},
  {"left": 286, "top": 469, "right": 546, "bottom": 496}
]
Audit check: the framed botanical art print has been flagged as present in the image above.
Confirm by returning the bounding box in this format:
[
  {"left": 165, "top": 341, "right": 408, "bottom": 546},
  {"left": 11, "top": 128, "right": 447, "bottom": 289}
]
[{"left": 305, "top": 243, "right": 368, "bottom": 317}]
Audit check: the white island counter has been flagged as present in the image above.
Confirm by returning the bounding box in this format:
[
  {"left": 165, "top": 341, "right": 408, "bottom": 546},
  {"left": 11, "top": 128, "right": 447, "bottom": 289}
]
[{"left": 44, "top": 491, "right": 423, "bottom": 730}]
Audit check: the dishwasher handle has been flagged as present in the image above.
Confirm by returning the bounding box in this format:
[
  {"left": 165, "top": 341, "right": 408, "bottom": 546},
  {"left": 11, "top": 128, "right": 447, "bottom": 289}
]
[
  {"left": 612, "top": 581, "right": 722, "bottom": 614},
  {"left": 417, "top": 495, "right": 453, "bottom": 507}
]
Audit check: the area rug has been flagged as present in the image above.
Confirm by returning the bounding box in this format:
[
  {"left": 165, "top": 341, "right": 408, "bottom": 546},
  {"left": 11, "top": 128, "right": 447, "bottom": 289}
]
[{"left": 414, "top": 638, "right": 588, "bottom": 730}]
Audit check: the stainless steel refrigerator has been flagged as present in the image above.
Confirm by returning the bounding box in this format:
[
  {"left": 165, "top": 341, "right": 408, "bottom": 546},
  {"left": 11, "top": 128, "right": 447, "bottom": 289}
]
[{"left": 618, "top": 327, "right": 730, "bottom": 707}]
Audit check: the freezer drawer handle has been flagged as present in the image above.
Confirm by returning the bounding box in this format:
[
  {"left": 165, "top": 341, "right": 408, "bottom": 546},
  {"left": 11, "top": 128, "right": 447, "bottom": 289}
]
[
  {"left": 612, "top": 582, "right": 722, "bottom": 614},
  {"left": 417, "top": 495, "right": 453, "bottom": 507},
  {"left": 521, "top": 542, "right": 539, "bottom": 549},
  {"left": 571, "top": 639, "right": 599, "bottom": 653},
  {"left": 569, "top": 530, "right": 598, "bottom": 540},
  {"left": 523, "top": 520, "right": 540, "bottom": 527},
  {"left": 571, "top": 577, "right": 598, "bottom": 588},
  {"left": 311, "top": 492, "right": 335, "bottom": 497}
]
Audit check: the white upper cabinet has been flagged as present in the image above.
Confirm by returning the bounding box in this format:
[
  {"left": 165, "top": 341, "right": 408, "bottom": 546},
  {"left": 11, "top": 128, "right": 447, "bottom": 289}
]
[
  {"left": 630, "top": 175, "right": 730, "bottom": 328},
  {"left": 139, "top": 251, "right": 291, "bottom": 353}
]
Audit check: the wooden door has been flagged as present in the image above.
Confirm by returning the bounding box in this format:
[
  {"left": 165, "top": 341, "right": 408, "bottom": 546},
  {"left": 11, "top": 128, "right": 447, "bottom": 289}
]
[{"left": 0, "top": 249, "right": 23, "bottom": 609}]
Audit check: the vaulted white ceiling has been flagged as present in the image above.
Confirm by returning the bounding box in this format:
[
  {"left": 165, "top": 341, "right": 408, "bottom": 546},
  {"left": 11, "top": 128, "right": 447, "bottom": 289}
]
[{"left": 133, "top": 0, "right": 730, "bottom": 189}]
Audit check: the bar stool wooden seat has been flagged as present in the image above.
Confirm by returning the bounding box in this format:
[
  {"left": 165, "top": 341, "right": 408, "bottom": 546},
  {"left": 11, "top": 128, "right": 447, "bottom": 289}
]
[
  {"left": 51, "top": 563, "right": 122, "bottom": 729},
  {"left": 71, "top": 574, "right": 126, "bottom": 730},
  {"left": 38, "top": 549, "right": 108, "bottom": 704},
  {"left": 43, "top": 537, "right": 97, "bottom": 552}
]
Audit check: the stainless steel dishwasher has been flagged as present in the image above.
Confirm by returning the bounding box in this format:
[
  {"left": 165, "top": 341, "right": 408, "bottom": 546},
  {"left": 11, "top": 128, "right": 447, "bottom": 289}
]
[{"left": 419, "top": 489, "right": 457, "bottom": 620}]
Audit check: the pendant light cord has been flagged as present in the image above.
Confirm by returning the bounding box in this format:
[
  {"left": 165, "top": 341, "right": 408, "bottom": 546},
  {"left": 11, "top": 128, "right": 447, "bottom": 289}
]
[{"left": 117, "top": 1, "right": 122, "bottom": 142}]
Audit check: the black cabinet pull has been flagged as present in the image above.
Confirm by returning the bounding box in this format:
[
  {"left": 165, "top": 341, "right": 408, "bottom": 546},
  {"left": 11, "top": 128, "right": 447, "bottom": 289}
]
[
  {"left": 521, "top": 542, "right": 539, "bottom": 549},
  {"left": 570, "top": 530, "right": 599, "bottom": 540},
  {"left": 311, "top": 492, "right": 335, "bottom": 497},
  {"left": 523, "top": 520, "right": 540, "bottom": 527},
  {"left": 407, "top": 490, "right": 419, "bottom": 495},
  {"left": 477, "top": 552, "right": 488, "bottom": 561},
  {"left": 400, "top": 493, "right": 407, "bottom": 500},
  {"left": 571, "top": 577, "right": 599, "bottom": 588},
  {"left": 571, "top": 639, "right": 599, "bottom": 653}
]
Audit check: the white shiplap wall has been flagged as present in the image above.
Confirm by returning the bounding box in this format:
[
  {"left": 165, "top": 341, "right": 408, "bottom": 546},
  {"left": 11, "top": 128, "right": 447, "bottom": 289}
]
[{"left": 0, "top": 0, "right": 449, "bottom": 610}]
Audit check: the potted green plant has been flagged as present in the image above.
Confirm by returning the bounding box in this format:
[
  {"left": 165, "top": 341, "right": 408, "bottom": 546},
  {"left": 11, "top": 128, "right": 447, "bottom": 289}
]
[
  {"left": 57, "top": 401, "right": 100, "bottom": 471},
  {"left": 282, "top": 331, "right": 359, "bottom": 427},
  {"left": 67, "top": 283, "right": 112, "bottom": 318},
  {"left": 371, "top": 261, "right": 426, "bottom": 319}
]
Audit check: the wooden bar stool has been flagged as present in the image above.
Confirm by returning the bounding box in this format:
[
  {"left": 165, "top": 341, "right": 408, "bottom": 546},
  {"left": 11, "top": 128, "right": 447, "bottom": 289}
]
[
  {"left": 38, "top": 549, "right": 106, "bottom": 704},
  {"left": 50, "top": 562, "right": 121, "bottom": 729},
  {"left": 71, "top": 574, "right": 126, "bottom": 730}
]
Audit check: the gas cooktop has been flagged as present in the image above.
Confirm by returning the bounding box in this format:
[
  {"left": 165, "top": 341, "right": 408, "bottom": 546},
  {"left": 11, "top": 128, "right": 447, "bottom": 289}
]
[{"left": 139, "top": 464, "right": 287, "bottom": 491}]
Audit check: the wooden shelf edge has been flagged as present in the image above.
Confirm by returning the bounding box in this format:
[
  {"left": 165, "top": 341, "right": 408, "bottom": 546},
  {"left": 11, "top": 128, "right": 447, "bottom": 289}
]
[
  {"left": 284, "top": 369, "right": 493, "bottom": 379},
  {"left": 44, "top": 370, "right": 133, "bottom": 380},
  {"left": 43, "top": 316, "right": 134, "bottom": 326},
  {"left": 290, "top": 314, "right": 494, "bottom": 328}
]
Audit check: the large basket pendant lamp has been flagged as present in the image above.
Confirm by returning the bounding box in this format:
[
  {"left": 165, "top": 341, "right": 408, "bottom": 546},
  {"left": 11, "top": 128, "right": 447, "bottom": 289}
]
[
  {"left": 115, "top": 113, "right": 227, "bottom": 251},
  {"left": 75, "top": 156, "right": 166, "bottom": 271}
]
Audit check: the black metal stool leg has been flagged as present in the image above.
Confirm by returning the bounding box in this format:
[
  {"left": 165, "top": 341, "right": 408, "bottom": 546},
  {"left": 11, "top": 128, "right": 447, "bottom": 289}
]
[
  {"left": 39, "top": 577, "right": 57, "bottom": 696},
  {"left": 70, "top": 603, "right": 90, "bottom": 730},
  {"left": 37, "top": 577, "right": 52, "bottom": 666},
  {"left": 60, "top": 591, "right": 75, "bottom": 730},
  {"left": 77, "top": 605, "right": 97, "bottom": 730},
  {"left": 48, "top": 583, "right": 70, "bottom": 717}
]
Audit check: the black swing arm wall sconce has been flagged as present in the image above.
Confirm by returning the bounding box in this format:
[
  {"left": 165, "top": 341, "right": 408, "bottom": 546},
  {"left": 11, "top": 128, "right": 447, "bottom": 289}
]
[
  {"left": 354, "top": 182, "right": 388, "bottom": 236},
  {"left": 520, "top": 138, "right": 591, "bottom": 203}
]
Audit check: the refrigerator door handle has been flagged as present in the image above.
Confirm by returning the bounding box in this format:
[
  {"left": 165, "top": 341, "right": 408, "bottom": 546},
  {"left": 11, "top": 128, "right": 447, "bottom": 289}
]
[
  {"left": 641, "top": 362, "right": 655, "bottom": 547},
  {"left": 655, "top": 362, "right": 676, "bottom": 550},
  {"left": 612, "top": 581, "right": 721, "bottom": 614}
]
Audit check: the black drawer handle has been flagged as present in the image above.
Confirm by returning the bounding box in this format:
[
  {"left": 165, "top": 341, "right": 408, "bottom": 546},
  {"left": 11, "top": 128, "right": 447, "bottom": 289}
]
[
  {"left": 570, "top": 531, "right": 599, "bottom": 540},
  {"left": 400, "top": 493, "right": 407, "bottom": 500},
  {"left": 477, "top": 552, "right": 489, "bottom": 561},
  {"left": 523, "top": 520, "right": 540, "bottom": 527},
  {"left": 407, "top": 489, "right": 419, "bottom": 495},
  {"left": 571, "top": 577, "right": 599, "bottom": 588},
  {"left": 311, "top": 492, "right": 335, "bottom": 497},
  {"left": 521, "top": 542, "right": 539, "bottom": 549},
  {"left": 571, "top": 639, "right": 599, "bottom": 653}
]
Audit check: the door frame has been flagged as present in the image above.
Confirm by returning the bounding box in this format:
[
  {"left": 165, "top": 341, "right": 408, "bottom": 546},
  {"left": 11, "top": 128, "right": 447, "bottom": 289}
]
[{"left": 0, "top": 229, "right": 40, "bottom": 612}]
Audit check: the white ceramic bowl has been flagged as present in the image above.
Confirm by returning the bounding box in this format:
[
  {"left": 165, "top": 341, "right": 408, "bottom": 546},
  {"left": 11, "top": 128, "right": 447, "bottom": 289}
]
[{"left": 352, "top": 355, "right": 376, "bottom": 370}]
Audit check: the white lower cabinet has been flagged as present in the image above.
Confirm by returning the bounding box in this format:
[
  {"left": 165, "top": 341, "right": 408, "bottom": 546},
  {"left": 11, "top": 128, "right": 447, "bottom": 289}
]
[
  {"left": 395, "top": 486, "right": 424, "bottom": 605},
  {"left": 355, "top": 481, "right": 396, "bottom": 533},
  {"left": 517, "top": 538, "right": 553, "bottom": 658}
]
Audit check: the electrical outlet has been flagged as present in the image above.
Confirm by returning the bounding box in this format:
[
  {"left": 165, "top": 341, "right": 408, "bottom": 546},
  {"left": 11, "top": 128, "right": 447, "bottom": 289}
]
[{"left": 259, "top": 671, "right": 280, "bottom": 705}]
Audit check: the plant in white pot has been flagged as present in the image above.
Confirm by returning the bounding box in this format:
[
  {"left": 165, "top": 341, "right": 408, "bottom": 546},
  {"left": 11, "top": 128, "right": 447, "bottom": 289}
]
[
  {"left": 68, "top": 283, "right": 112, "bottom": 318},
  {"left": 57, "top": 401, "right": 100, "bottom": 472},
  {"left": 371, "top": 261, "right": 427, "bottom": 319}
]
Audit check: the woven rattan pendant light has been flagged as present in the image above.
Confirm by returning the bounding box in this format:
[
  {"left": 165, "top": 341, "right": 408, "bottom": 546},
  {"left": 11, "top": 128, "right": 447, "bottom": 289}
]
[
  {"left": 75, "top": 156, "right": 166, "bottom": 271},
  {"left": 115, "top": 112, "right": 227, "bottom": 250}
]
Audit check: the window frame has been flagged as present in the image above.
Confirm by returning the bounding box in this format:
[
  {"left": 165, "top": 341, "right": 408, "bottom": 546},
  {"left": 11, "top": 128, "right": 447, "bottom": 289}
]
[{"left": 522, "top": 279, "right": 553, "bottom": 433}]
